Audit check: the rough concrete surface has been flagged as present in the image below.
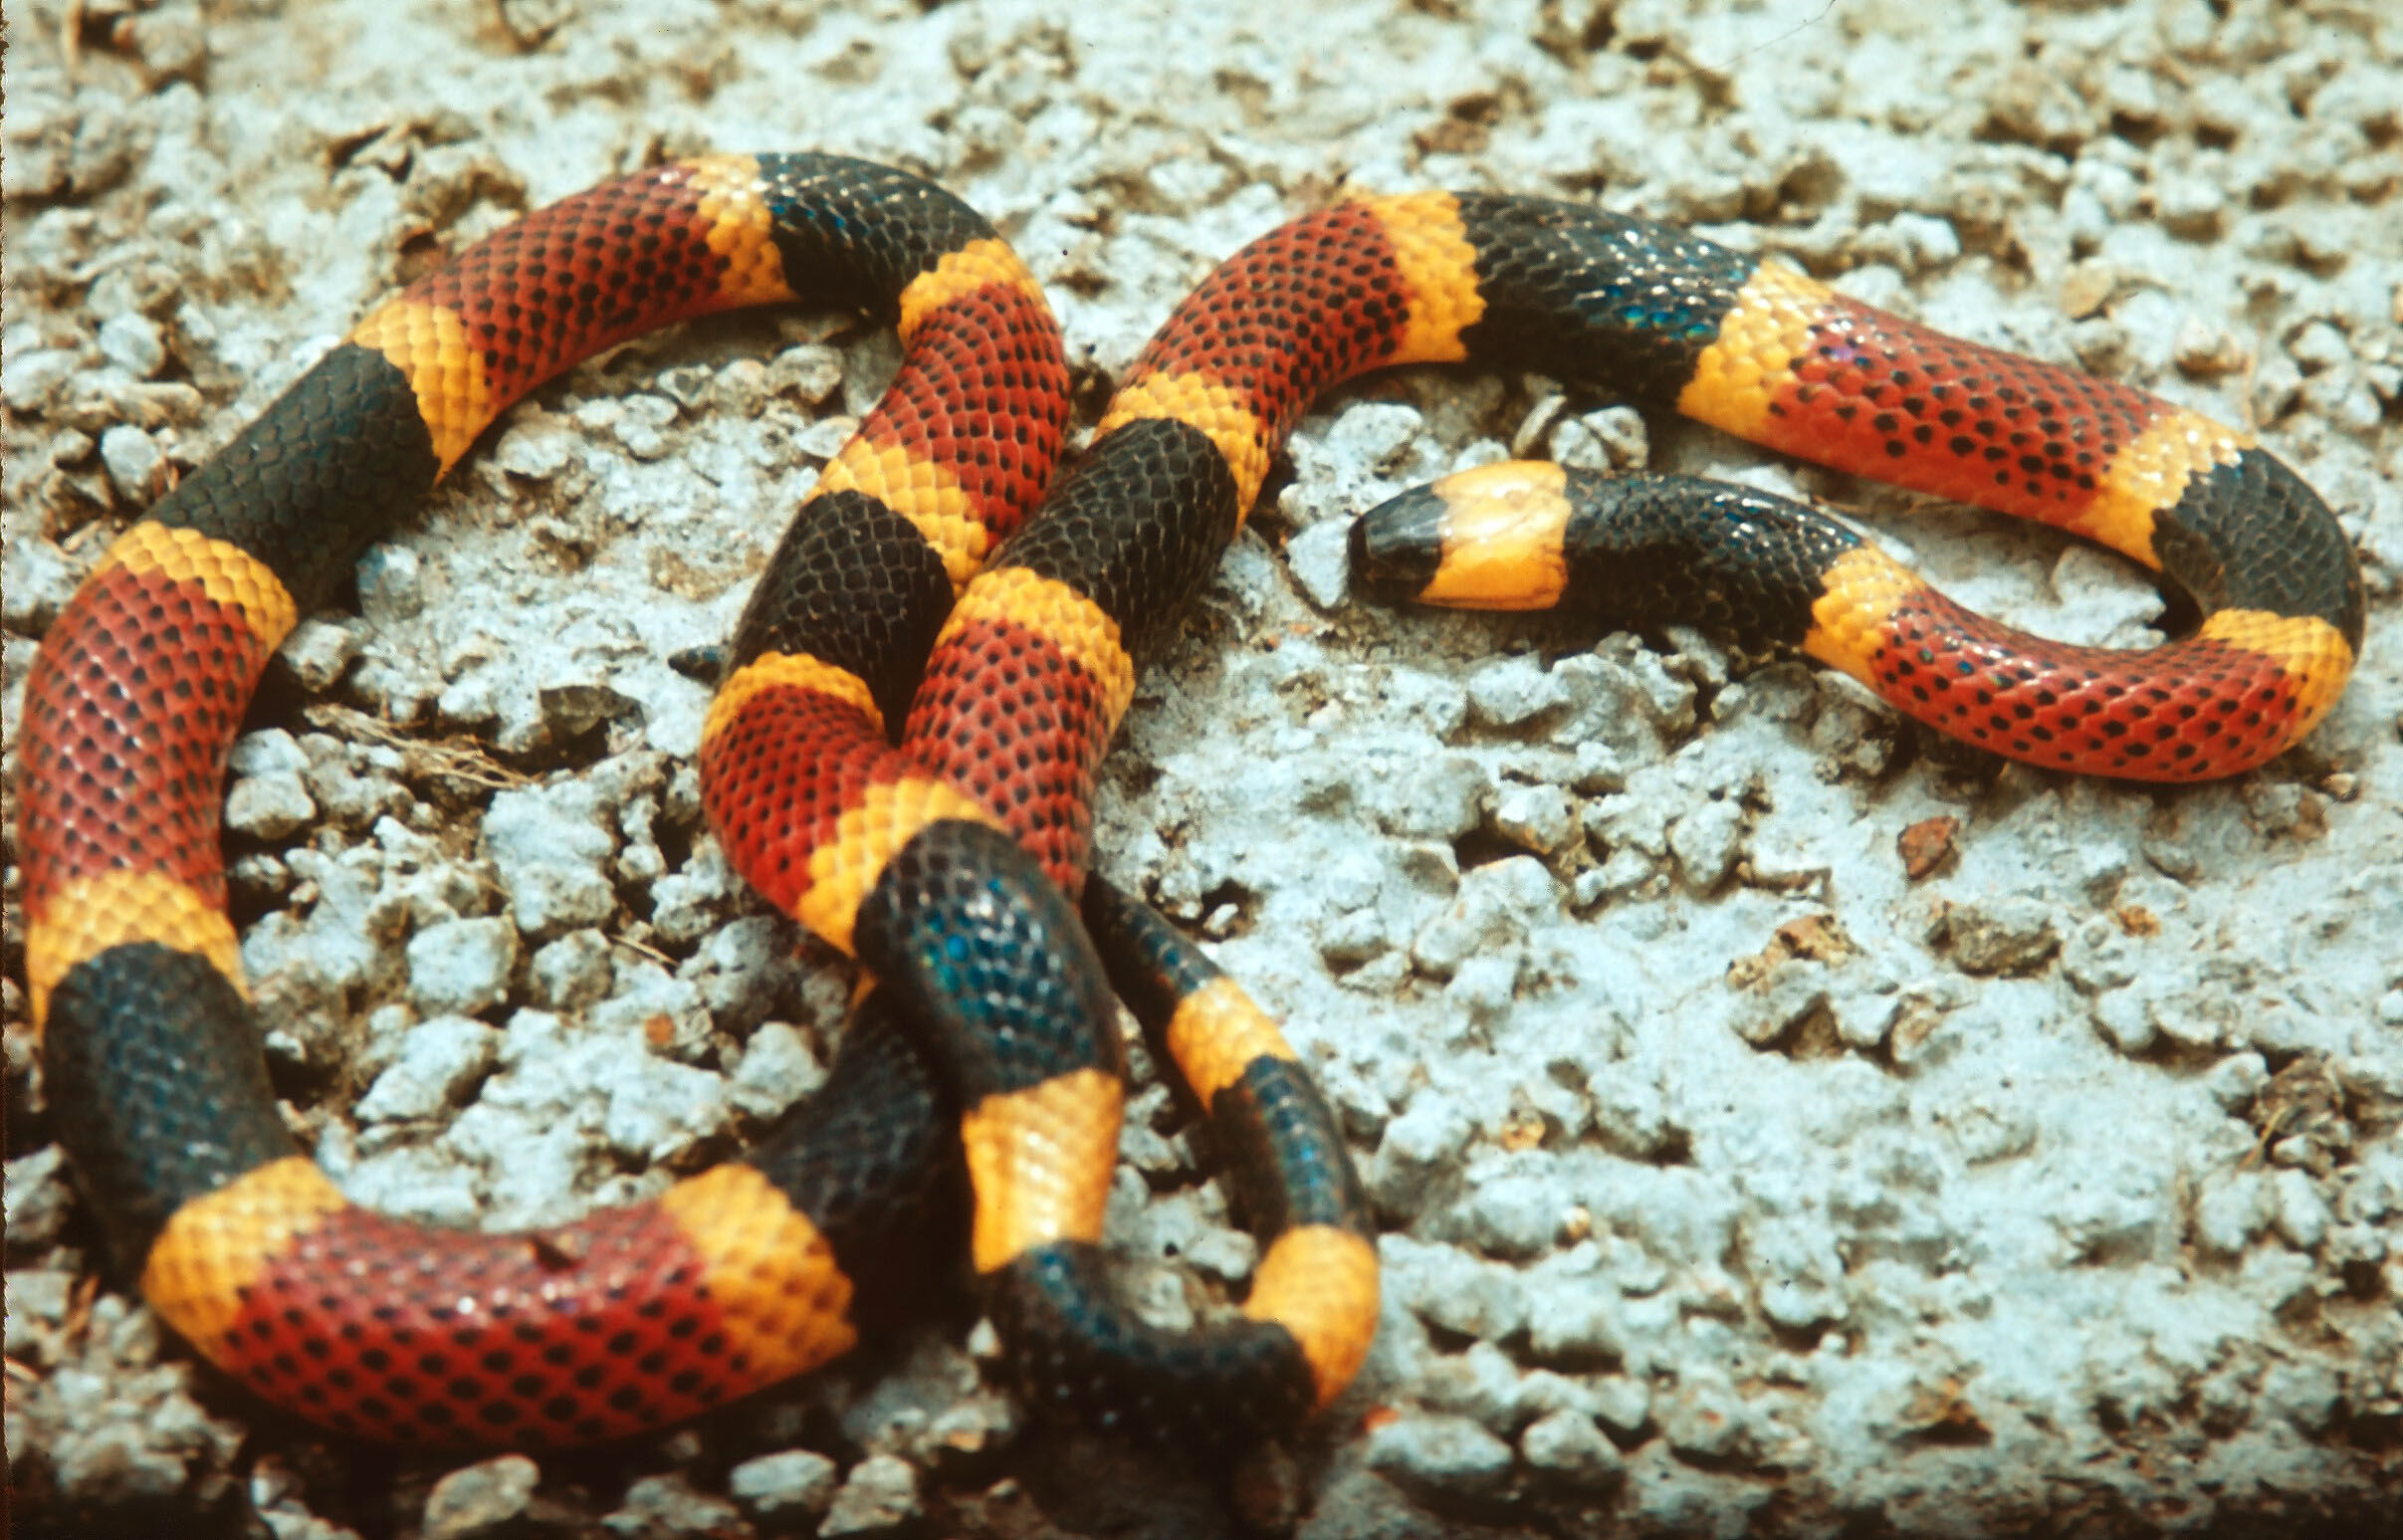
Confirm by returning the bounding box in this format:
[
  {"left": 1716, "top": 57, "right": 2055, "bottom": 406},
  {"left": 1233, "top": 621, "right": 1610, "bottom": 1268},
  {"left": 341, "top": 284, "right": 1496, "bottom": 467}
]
[{"left": 5, "top": 0, "right": 2400, "bottom": 1536}]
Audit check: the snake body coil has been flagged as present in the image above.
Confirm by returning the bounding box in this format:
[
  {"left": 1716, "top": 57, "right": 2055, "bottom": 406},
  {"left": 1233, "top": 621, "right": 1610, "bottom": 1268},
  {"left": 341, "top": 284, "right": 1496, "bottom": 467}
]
[{"left": 18, "top": 155, "right": 2360, "bottom": 1447}]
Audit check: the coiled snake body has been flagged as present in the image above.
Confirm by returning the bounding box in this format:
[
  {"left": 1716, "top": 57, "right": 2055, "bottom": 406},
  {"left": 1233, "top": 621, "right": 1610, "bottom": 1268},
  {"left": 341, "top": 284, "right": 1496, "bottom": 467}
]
[{"left": 18, "top": 153, "right": 2361, "bottom": 1446}]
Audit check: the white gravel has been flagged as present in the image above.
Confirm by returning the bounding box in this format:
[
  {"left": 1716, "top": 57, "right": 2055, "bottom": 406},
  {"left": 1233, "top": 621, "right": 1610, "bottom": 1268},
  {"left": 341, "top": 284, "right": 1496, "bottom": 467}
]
[{"left": 4, "top": 0, "right": 2398, "bottom": 1536}]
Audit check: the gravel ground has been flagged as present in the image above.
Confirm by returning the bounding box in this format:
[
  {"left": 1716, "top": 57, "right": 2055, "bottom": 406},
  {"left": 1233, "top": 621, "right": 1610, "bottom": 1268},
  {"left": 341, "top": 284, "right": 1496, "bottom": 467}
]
[{"left": 5, "top": 0, "right": 2401, "bottom": 1536}]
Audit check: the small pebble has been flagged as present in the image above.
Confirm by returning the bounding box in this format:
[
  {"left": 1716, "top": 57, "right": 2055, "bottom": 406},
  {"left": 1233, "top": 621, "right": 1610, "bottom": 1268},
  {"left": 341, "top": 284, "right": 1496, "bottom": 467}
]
[
  {"left": 604, "top": 1473, "right": 744, "bottom": 1537},
  {"left": 99, "top": 423, "right": 165, "bottom": 503},
  {"left": 3, "top": 348, "right": 79, "bottom": 413},
  {"left": 224, "top": 769, "right": 318, "bottom": 841},
  {"left": 1526, "top": 1289, "right": 1625, "bottom": 1364},
  {"left": 1658, "top": 1369, "right": 1750, "bottom": 1462},
  {"left": 1286, "top": 519, "right": 1354, "bottom": 608},
  {"left": 1365, "top": 1414, "right": 1514, "bottom": 1497},
  {"left": 819, "top": 1453, "right": 920, "bottom": 1536},
  {"left": 1, "top": 538, "right": 79, "bottom": 633},
  {"left": 1519, "top": 1409, "right": 1626, "bottom": 1489},
  {"left": 355, "top": 1015, "right": 500, "bottom": 1124},
  {"left": 2142, "top": 836, "right": 2200, "bottom": 882},
  {"left": 1466, "top": 655, "right": 1561, "bottom": 729},
  {"left": 610, "top": 392, "right": 678, "bottom": 459},
  {"left": 1370, "top": 1097, "right": 1472, "bottom": 1217},
  {"left": 2260, "top": 1361, "right": 2340, "bottom": 1433},
  {"left": 1590, "top": 1374, "right": 1651, "bottom": 1438},
  {"left": 482, "top": 779, "right": 620, "bottom": 938},
  {"left": 1395, "top": 1239, "right": 1530, "bottom": 1342},
  {"left": 1667, "top": 797, "right": 1744, "bottom": 891},
  {"left": 728, "top": 1021, "right": 825, "bottom": 1122},
  {"left": 279, "top": 618, "right": 360, "bottom": 690},
  {"left": 97, "top": 314, "right": 167, "bottom": 377},
  {"left": 2193, "top": 1172, "right": 2270, "bottom": 1258},
  {"left": 356, "top": 544, "right": 426, "bottom": 624},
  {"left": 1461, "top": 1172, "right": 1560, "bottom": 1258},
  {"left": 2091, "top": 989, "right": 2155, "bottom": 1056},
  {"left": 1493, "top": 782, "right": 1574, "bottom": 854},
  {"left": 422, "top": 1454, "right": 539, "bottom": 1540},
  {"left": 727, "top": 1448, "right": 839, "bottom": 1521},
  {"left": 529, "top": 928, "right": 614, "bottom": 1009},
  {"left": 2271, "top": 1170, "right": 2330, "bottom": 1252},
  {"left": 767, "top": 342, "right": 844, "bottom": 403},
  {"left": 1896, "top": 815, "right": 1958, "bottom": 880},
  {"left": 407, "top": 917, "right": 521, "bottom": 1017},
  {"left": 3, "top": 1146, "right": 74, "bottom": 1252},
  {"left": 1933, "top": 896, "right": 2059, "bottom": 976}
]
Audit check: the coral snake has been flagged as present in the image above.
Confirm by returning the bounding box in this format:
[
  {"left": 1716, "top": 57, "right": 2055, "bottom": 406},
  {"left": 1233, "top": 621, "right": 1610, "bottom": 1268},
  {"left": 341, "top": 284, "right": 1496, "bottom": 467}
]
[{"left": 16, "top": 152, "right": 2363, "bottom": 1448}]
